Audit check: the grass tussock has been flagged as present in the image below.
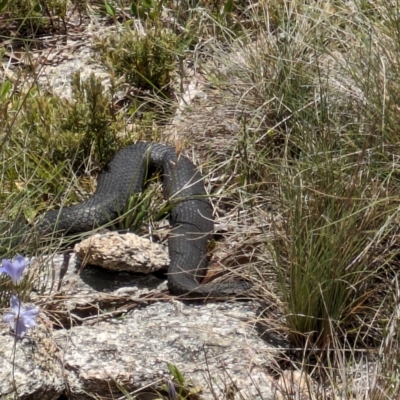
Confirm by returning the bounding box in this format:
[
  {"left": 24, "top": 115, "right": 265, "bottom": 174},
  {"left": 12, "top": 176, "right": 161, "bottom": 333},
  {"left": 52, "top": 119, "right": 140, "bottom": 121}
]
[{"left": 273, "top": 139, "right": 395, "bottom": 349}]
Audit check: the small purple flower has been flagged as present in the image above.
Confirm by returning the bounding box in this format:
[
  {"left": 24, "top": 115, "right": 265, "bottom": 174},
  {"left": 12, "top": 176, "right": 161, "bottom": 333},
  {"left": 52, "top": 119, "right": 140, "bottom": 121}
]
[
  {"left": 167, "top": 380, "right": 177, "bottom": 400},
  {"left": 0, "top": 254, "right": 28, "bottom": 285},
  {"left": 3, "top": 295, "right": 38, "bottom": 339}
]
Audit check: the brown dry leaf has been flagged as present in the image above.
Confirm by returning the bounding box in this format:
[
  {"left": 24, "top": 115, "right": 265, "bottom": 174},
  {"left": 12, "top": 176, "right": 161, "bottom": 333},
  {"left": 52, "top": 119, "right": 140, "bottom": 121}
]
[{"left": 15, "top": 180, "right": 26, "bottom": 191}]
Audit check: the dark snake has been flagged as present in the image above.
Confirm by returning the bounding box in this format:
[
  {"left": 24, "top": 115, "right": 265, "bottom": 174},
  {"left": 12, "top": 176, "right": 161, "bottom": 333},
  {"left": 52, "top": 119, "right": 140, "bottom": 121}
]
[{"left": 38, "top": 142, "right": 250, "bottom": 298}]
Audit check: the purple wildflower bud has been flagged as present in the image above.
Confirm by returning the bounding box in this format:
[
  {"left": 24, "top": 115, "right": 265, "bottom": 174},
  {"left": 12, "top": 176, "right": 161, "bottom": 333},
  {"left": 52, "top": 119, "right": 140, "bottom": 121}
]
[
  {"left": 167, "top": 380, "right": 177, "bottom": 400},
  {"left": 3, "top": 295, "right": 39, "bottom": 339},
  {"left": 0, "top": 254, "right": 28, "bottom": 285}
]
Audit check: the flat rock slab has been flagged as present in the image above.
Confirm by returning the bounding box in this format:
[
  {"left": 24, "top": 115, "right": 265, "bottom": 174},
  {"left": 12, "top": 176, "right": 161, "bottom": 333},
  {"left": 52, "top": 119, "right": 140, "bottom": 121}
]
[
  {"left": 0, "top": 254, "right": 281, "bottom": 400},
  {"left": 57, "top": 301, "right": 277, "bottom": 399},
  {"left": 0, "top": 303, "right": 279, "bottom": 399}
]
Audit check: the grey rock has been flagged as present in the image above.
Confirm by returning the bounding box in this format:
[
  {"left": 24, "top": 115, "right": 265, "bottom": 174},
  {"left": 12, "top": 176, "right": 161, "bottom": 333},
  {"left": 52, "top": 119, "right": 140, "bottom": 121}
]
[
  {"left": 0, "top": 255, "right": 278, "bottom": 400},
  {"left": 74, "top": 231, "right": 169, "bottom": 273}
]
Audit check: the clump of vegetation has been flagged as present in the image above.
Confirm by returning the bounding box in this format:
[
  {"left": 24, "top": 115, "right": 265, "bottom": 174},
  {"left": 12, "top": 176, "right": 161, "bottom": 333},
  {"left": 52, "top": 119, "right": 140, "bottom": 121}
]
[
  {"left": 0, "top": 71, "right": 135, "bottom": 236},
  {"left": 273, "top": 142, "right": 393, "bottom": 349},
  {"left": 11, "top": 72, "right": 127, "bottom": 168},
  {"left": 61, "top": 72, "right": 122, "bottom": 163},
  {"left": 0, "top": 0, "right": 70, "bottom": 35},
  {"left": 96, "top": 27, "right": 179, "bottom": 91}
]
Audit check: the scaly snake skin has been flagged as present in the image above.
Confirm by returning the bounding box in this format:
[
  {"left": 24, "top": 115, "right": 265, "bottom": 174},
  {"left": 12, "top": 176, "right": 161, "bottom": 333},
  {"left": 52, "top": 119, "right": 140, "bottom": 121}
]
[{"left": 39, "top": 142, "right": 250, "bottom": 298}]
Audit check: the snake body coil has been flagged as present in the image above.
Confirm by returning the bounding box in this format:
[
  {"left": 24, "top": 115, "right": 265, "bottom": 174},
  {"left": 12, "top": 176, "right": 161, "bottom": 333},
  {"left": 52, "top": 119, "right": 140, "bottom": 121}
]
[{"left": 40, "top": 142, "right": 249, "bottom": 298}]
